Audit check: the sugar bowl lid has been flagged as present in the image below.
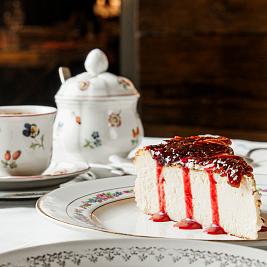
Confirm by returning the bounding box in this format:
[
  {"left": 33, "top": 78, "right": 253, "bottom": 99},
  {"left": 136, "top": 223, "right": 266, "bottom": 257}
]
[{"left": 55, "top": 49, "right": 139, "bottom": 100}]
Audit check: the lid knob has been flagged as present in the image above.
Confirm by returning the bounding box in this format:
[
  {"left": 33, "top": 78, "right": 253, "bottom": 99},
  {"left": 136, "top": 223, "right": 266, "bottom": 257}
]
[{"left": 84, "top": 49, "right": 109, "bottom": 77}]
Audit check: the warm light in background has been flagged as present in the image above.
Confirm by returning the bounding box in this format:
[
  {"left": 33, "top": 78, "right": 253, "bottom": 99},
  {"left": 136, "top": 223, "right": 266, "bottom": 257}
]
[{"left": 94, "top": 0, "right": 121, "bottom": 18}]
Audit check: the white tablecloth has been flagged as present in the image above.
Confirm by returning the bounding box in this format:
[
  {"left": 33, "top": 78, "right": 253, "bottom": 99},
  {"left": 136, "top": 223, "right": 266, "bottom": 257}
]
[{"left": 1, "top": 137, "right": 267, "bottom": 253}]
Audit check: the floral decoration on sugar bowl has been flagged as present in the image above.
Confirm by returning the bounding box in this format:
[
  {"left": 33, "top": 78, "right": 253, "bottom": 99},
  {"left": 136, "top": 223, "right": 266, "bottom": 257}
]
[
  {"left": 75, "top": 116, "right": 81, "bottom": 125},
  {"left": 1, "top": 150, "right": 21, "bottom": 169},
  {"left": 72, "top": 112, "right": 81, "bottom": 125},
  {"left": 108, "top": 111, "right": 122, "bottom": 128},
  {"left": 56, "top": 121, "right": 64, "bottom": 133},
  {"left": 79, "top": 81, "right": 90, "bottom": 91},
  {"left": 22, "top": 123, "right": 44, "bottom": 150},
  {"left": 84, "top": 131, "right": 102, "bottom": 149},
  {"left": 131, "top": 126, "right": 140, "bottom": 145},
  {"left": 118, "top": 77, "right": 132, "bottom": 90}
]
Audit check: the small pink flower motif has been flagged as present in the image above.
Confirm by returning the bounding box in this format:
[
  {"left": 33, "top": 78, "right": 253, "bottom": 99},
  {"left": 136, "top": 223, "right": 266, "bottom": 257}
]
[
  {"left": 131, "top": 127, "right": 140, "bottom": 145},
  {"left": 75, "top": 116, "right": 81, "bottom": 125},
  {"left": 1, "top": 150, "right": 21, "bottom": 169},
  {"left": 12, "top": 150, "right": 21, "bottom": 160},
  {"left": 4, "top": 150, "right": 11, "bottom": 161},
  {"left": 118, "top": 77, "right": 132, "bottom": 89},
  {"left": 132, "top": 127, "right": 140, "bottom": 138},
  {"left": 72, "top": 112, "right": 82, "bottom": 125}
]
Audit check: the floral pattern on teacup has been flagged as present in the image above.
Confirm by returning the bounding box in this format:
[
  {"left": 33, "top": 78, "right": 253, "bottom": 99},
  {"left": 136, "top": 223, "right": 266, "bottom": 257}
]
[
  {"left": 1, "top": 150, "right": 21, "bottom": 169},
  {"left": 84, "top": 131, "right": 102, "bottom": 149},
  {"left": 108, "top": 111, "right": 121, "bottom": 128},
  {"left": 23, "top": 123, "right": 44, "bottom": 150},
  {"left": 23, "top": 123, "right": 39, "bottom": 138},
  {"left": 118, "top": 77, "right": 132, "bottom": 90},
  {"left": 131, "top": 127, "right": 140, "bottom": 145}
]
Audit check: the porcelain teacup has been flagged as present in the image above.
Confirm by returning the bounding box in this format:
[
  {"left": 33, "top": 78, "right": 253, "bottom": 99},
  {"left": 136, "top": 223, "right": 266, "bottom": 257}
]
[{"left": 0, "top": 105, "right": 57, "bottom": 176}]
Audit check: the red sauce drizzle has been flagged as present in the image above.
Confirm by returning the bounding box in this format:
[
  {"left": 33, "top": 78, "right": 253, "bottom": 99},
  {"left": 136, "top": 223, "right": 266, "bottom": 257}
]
[
  {"left": 259, "top": 225, "right": 267, "bottom": 232},
  {"left": 150, "top": 162, "right": 170, "bottom": 222},
  {"left": 206, "top": 170, "right": 226, "bottom": 235},
  {"left": 150, "top": 212, "right": 171, "bottom": 222},
  {"left": 182, "top": 167, "right": 193, "bottom": 219},
  {"left": 174, "top": 167, "right": 202, "bottom": 230},
  {"left": 156, "top": 163, "right": 166, "bottom": 213},
  {"left": 174, "top": 219, "right": 202, "bottom": 230}
]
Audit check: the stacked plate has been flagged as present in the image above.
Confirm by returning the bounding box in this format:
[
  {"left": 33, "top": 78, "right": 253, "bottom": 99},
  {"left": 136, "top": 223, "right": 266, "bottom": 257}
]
[
  {"left": 1, "top": 239, "right": 267, "bottom": 267},
  {"left": 0, "top": 161, "right": 90, "bottom": 199}
]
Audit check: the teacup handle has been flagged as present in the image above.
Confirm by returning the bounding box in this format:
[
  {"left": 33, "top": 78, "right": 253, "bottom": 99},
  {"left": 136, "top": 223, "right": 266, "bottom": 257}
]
[{"left": 59, "top": 67, "right": 71, "bottom": 83}]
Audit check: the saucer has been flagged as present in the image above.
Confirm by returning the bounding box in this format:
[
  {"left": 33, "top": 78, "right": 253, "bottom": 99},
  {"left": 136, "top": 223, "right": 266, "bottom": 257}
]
[{"left": 0, "top": 161, "right": 90, "bottom": 190}]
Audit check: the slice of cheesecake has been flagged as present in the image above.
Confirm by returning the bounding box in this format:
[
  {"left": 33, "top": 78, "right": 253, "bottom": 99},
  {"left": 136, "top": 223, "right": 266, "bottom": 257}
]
[{"left": 134, "top": 136, "right": 263, "bottom": 239}]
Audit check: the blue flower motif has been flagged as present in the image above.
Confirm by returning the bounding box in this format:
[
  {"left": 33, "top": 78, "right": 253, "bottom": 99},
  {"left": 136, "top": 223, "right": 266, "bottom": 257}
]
[
  {"left": 91, "top": 131, "right": 100, "bottom": 139},
  {"left": 22, "top": 123, "right": 31, "bottom": 137},
  {"left": 93, "top": 139, "right": 102, "bottom": 147},
  {"left": 22, "top": 123, "right": 40, "bottom": 138}
]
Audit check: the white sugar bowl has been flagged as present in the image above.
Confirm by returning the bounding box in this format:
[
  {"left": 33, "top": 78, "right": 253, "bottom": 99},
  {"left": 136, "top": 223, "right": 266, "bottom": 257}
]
[{"left": 53, "top": 49, "right": 143, "bottom": 164}]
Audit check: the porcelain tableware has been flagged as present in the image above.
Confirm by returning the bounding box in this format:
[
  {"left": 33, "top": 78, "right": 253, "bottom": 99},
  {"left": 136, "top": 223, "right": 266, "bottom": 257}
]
[
  {"left": 0, "top": 105, "right": 56, "bottom": 176},
  {"left": 53, "top": 49, "right": 143, "bottom": 164},
  {"left": 0, "top": 188, "right": 53, "bottom": 199},
  {"left": 1, "top": 239, "right": 267, "bottom": 267},
  {"left": 0, "top": 161, "right": 89, "bottom": 190},
  {"left": 36, "top": 175, "right": 267, "bottom": 246}
]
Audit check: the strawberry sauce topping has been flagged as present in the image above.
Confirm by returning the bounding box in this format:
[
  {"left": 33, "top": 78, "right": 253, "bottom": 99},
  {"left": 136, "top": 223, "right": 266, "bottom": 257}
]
[
  {"left": 182, "top": 166, "right": 193, "bottom": 219},
  {"left": 146, "top": 136, "right": 252, "bottom": 188},
  {"left": 174, "top": 219, "right": 202, "bottom": 230},
  {"left": 206, "top": 170, "right": 226, "bottom": 234},
  {"left": 149, "top": 163, "right": 171, "bottom": 222},
  {"left": 150, "top": 212, "right": 171, "bottom": 222},
  {"left": 259, "top": 225, "right": 267, "bottom": 232}
]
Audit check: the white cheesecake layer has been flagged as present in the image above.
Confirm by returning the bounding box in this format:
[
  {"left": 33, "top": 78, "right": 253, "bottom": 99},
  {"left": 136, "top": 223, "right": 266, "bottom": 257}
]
[{"left": 134, "top": 150, "right": 263, "bottom": 239}]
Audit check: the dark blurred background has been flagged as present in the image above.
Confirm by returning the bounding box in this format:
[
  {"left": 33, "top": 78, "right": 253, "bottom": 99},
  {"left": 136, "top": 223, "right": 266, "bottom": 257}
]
[
  {"left": 1, "top": 0, "right": 267, "bottom": 141},
  {"left": 0, "top": 0, "right": 119, "bottom": 105}
]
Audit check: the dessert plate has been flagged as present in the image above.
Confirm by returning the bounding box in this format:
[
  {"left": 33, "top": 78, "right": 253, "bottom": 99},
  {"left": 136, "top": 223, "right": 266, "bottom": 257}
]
[
  {"left": 0, "top": 161, "right": 90, "bottom": 190},
  {"left": 1, "top": 239, "right": 267, "bottom": 267},
  {"left": 37, "top": 175, "right": 267, "bottom": 245}
]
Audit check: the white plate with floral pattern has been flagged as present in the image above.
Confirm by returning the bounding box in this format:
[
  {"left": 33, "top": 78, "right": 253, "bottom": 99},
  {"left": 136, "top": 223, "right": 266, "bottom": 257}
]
[
  {"left": 36, "top": 175, "right": 267, "bottom": 246},
  {"left": 1, "top": 239, "right": 267, "bottom": 267},
  {"left": 0, "top": 161, "right": 90, "bottom": 190}
]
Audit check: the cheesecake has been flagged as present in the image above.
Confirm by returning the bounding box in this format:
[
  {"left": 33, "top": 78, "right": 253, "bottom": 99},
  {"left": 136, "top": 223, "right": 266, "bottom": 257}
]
[{"left": 134, "top": 136, "right": 263, "bottom": 239}]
